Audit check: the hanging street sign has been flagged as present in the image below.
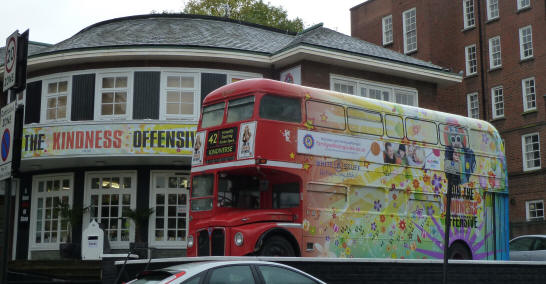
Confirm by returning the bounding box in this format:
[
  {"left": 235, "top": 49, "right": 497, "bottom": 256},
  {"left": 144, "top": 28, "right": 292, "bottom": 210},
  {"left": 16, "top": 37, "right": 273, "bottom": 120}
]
[
  {"left": 3, "top": 31, "right": 19, "bottom": 92},
  {"left": 0, "top": 102, "right": 16, "bottom": 180}
]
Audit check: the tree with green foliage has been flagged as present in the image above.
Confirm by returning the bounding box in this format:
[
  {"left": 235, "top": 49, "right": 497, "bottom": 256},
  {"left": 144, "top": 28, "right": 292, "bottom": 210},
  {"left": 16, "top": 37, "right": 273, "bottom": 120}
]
[{"left": 183, "top": 0, "right": 305, "bottom": 33}]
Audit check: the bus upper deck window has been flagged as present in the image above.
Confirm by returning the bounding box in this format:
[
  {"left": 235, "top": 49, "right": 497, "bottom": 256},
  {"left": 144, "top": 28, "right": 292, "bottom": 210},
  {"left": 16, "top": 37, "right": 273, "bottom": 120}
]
[
  {"left": 202, "top": 102, "right": 225, "bottom": 128},
  {"left": 227, "top": 96, "right": 255, "bottom": 123},
  {"left": 259, "top": 94, "right": 301, "bottom": 123}
]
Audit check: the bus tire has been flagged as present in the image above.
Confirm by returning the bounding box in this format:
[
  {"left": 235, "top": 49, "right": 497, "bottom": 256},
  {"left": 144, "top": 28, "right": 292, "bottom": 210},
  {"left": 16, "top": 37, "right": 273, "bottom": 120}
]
[
  {"left": 259, "top": 236, "right": 295, "bottom": 257},
  {"left": 448, "top": 242, "right": 472, "bottom": 260}
]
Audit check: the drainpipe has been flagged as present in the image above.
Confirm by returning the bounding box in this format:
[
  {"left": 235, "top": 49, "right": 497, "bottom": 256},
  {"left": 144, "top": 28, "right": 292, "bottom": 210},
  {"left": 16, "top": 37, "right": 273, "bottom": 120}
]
[{"left": 477, "top": 0, "right": 488, "bottom": 121}]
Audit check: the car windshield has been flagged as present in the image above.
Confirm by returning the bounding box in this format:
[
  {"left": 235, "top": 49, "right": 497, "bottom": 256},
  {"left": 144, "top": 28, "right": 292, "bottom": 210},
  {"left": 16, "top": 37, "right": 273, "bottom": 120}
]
[{"left": 218, "top": 174, "right": 261, "bottom": 209}]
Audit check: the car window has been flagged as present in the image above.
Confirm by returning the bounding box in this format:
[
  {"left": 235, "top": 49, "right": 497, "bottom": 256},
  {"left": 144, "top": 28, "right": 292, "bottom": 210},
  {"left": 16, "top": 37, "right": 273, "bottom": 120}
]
[
  {"left": 208, "top": 265, "right": 255, "bottom": 284},
  {"left": 533, "top": 238, "right": 546, "bottom": 250},
  {"left": 510, "top": 237, "right": 535, "bottom": 251},
  {"left": 182, "top": 274, "right": 202, "bottom": 284},
  {"left": 257, "top": 265, "right": 318, "bottom": 284},
  {"left": 131, "top": 271, "right": 173, "bottom": 284}
]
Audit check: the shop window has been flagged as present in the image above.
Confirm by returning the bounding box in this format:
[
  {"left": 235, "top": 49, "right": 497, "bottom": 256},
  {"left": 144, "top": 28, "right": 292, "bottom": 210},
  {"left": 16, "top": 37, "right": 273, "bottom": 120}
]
[
  {"left": 150, "top": 172, "right": 189, "bottom": 247},
  {"left": 84, "top": 172, "right": 136, "bottom": 249},
  {"left": 30, "top": 174, "right": 73, "bottom": 250}
]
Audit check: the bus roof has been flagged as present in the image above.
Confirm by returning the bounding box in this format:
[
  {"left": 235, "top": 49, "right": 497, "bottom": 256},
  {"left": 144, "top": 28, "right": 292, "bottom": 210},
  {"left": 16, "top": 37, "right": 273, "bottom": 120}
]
[{"left": 204, "top": 78, "right": 498, "bottom": 134}]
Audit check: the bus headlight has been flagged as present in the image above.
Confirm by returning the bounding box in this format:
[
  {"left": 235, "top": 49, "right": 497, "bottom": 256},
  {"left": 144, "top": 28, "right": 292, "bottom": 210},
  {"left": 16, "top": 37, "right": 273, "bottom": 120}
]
[
  {"left": 187, "top": 234, "right": 194, "bottom": 248},
  {"left": 234, "top": 232, "right": 244, "bottom": 247}
]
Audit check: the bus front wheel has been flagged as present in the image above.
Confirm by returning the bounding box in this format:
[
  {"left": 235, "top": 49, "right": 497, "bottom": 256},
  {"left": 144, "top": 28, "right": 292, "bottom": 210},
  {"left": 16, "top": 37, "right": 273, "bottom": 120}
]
[
  {"left": 448, "top": 242, "right": 472, "bottom": 260},
  {"left": 259, "top": 236, "right": 295, "bottom": 257}
]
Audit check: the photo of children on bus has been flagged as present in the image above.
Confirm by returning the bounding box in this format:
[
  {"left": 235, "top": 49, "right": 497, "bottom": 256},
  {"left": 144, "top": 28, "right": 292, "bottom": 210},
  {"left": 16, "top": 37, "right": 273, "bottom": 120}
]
[{"left": 383, "top": 142, "right": 425, "bottom": 167}]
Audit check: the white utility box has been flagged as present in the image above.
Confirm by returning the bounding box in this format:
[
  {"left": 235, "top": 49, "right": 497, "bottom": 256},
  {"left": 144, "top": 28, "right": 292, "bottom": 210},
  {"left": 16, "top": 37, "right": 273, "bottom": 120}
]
[{"left": 81, "top": 219, "right": 104, "bottom": 260}]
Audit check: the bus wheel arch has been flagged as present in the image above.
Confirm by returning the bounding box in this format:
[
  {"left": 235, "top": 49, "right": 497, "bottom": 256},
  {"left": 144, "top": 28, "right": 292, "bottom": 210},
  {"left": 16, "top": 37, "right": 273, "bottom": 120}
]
[
  {"left": 448, "top": 241, "right": 472, "bottom": 260},
  {"left": 255, "top": 228, "right": 300, "bottom": 257}
]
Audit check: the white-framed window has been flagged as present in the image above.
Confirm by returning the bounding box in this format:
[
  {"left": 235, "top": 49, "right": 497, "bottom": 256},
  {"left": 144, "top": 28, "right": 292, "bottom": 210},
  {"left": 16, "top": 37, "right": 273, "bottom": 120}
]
[
  {"left": 382, "top": 15, "right": 393, "bottom": 45},
  {"left": 467, "top": 92, "right": 479, "bottom": 119},
  {"left": 29, "top": 174, "right": 73, "bottom": 251},
  {"left": 84, "top": 171, "right": 137, "bottom": 249},
  {"left": 149, "top": 171, "right": 189, "bottom": 248},
  {"left": 228, "top": 73, "right": 259, "bottom": 83},
  {"left": 160, "top": 72, "right": 200, "bottom": 120},
  {"left": 486, "top": 0, "right": 499, "bottom": 20},
  {"left": 331, "top": 75, "right": 418, "bottom": 106},
  {"left": 522, "top": 77, "right": 536, "bottom": 111},
  {"left": 95, "top": 72, "right": 133, "bottom": 120},
  {"left": 402, "top": 8, "right": 417, "bottom": 54},
  {"left": 522, "top": 133, "right": 540, "bottom": 171},
  {"left": 332, "top": 78, "right": 356, "bottom": 95},
  {"left": 463, "top": 0, "right": 475, "bottom": 29},
  {"left": 517, "top": 0, "right": 531, "bottom": 10},
  {"left": 526, "top": 200, "right": 544, "bottom": 221},
  {"left": 41, "top": 77, "right": 70, "bottom": 122},
  {"left": 489, "top": 36, "right": 502, "bottom": 69},
  {"left": 465, "top": 44, "right": 478, "bottom": 76},
  {"left": 491, "top": 86, "right": 504, "bottom": 119},
  {"left": 519, "top": 25, "right": 533, "bottom": 60}
]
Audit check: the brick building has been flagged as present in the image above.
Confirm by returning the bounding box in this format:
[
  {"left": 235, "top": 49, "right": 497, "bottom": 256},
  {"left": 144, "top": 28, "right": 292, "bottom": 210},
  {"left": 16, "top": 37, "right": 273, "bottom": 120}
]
[
  {"left": 0, "top": 13, "right": 459, "bottom": 264},
  {"left": 351, "top": 0, "right": 545, "bottom": 237}
]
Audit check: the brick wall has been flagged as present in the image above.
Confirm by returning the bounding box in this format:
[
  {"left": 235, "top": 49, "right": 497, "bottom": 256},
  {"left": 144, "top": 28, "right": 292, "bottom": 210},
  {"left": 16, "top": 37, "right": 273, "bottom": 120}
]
[{"left": 351, "top": 0, "right": 546, "bottom": 238}]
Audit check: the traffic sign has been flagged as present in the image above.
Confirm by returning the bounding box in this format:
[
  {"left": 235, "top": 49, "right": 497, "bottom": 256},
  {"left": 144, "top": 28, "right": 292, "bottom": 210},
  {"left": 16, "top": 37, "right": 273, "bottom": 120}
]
[
  {"left": 0, "top": 102, "right": 16, "bottom": 180},
  {"left": 3, "top": 31, "right": 19, "bottom": 92}
]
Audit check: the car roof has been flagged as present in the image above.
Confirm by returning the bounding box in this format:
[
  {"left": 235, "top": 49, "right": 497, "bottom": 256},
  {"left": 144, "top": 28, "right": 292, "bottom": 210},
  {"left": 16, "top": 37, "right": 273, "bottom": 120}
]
[
  {"left": 149, "top": 260, "right": 324, "bottom": 283},
  {"left": 510, "top": 235, "right": 546, "bottom": 241},
  {"left": 161, "top": 260, "right": 297, "bottom": 272}
]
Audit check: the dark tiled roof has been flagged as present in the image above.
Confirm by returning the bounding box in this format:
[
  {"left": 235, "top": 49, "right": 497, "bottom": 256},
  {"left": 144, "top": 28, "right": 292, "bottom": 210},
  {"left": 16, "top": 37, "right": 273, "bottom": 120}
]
[
  {"left": 288, "top": 25, "right": 445, "bottom": 70},
  {"left": 0, "top": 41, "right": 52, "bottom": 66},
  {"left": 1, "top": 14, "right": 445, "bottom": 72}
]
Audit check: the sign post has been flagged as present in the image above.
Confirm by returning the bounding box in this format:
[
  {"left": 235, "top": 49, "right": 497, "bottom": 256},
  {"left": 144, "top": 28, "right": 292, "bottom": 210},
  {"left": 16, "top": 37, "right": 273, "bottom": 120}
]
[{"left": 1, "top": 29, "right": 28, "bottom": 284}]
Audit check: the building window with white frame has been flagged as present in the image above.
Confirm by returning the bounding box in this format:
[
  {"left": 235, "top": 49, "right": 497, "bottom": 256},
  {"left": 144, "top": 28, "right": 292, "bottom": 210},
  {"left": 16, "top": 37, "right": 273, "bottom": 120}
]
[
  {"left": 85, "top": 172, "right": 136, "bottom": 248},
  {"left": 332, "top": 79, "right": 356, "bottom": 95},
  {"left": 486, "top": 0, "right": 499, "bottom": 20},
  {"left": 489, "top": 36, "right": 501, "bottom": 69},
  {"left": 150, "top": 172, "right": 189, "bottom": 247},
  {"left": 522, "top": 133, "right": 540, "bottom": 171},
  {"left": 526, "top": 200, "right": 544, "bottom": 221},
  {"left": 42, "top": 78, "right": 70, "bottom": 122},
  {"left": 491, "top": 86, "right": 504, "bottom": 119},
  {"left": 97, "top": 73, "right": 131, "bottom": 119},
  {"left": 161, "top": 73, "right": 200, "bottom": 120},
  {"left": 467, "top": 92, "right": 479, "bottom": 119},
  {"left": 517, "top": 0, "right": 531, "bottom": 10},
  {"left": 30, "top": 174, "right": 73, "bottom": 250},
  {"left": 382, "top": 15, "right": 393, "bottom": 45},
  {"left": 522, "top": 77, "right": 536, "bottom": 111},
  {"left": 403, "top": 8, "right": 417, "bottom": 54},
  {"left": 463, "top": 0, "right": 475, "bottom": 29},
  {"left": 331, "top": 75, "right": 418, "bottom": 107},
  {"left": 465, "top": 44, "right": 477, "bottom": 76},
  {"left": 519, "top": 25, "right": 533, "bottom": 60}
]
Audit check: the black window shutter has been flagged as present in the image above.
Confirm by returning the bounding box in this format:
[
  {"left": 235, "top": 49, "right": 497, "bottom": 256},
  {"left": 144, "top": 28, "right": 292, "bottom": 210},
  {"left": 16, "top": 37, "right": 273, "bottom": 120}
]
[
  {"left": 133, "top": 71, "right": 160, "bottom": 119},
  {"left": 71, "top": 74, "right": 95, "bottom": 121},
  {"left": 24, "top": 81, "right": 42, "bottom": 124},
  {"left": 201, "top": 73, "right": 227, "bottom": 102}
]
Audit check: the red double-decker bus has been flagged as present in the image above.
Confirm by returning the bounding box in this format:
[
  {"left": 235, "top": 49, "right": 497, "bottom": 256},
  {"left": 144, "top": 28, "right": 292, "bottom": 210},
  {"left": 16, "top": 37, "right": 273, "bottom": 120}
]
[{"left": 187, "top": 79, "right": 508, "bottom": 260}]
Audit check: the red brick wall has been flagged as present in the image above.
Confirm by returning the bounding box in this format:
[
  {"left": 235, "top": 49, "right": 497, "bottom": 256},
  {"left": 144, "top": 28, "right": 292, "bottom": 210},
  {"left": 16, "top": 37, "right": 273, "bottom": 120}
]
[{"left": 351, "top": 0, "right": 546, "bottom": 237}]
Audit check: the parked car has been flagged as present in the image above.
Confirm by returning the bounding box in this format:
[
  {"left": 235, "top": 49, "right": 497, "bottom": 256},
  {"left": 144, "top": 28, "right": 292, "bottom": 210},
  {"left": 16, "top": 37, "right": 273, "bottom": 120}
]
[
  {"left": 125, "top": 260, "right": 326, "bottom": 284},
  {"left": 509, "top": 235, "right": 546, "bottom": 261}
]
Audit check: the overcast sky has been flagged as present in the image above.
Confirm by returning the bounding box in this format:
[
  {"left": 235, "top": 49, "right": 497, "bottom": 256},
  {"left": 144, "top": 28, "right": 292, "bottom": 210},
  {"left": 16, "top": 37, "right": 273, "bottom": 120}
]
[{"left": 2, "top": 0, "right": 365, "bottom": 45}]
